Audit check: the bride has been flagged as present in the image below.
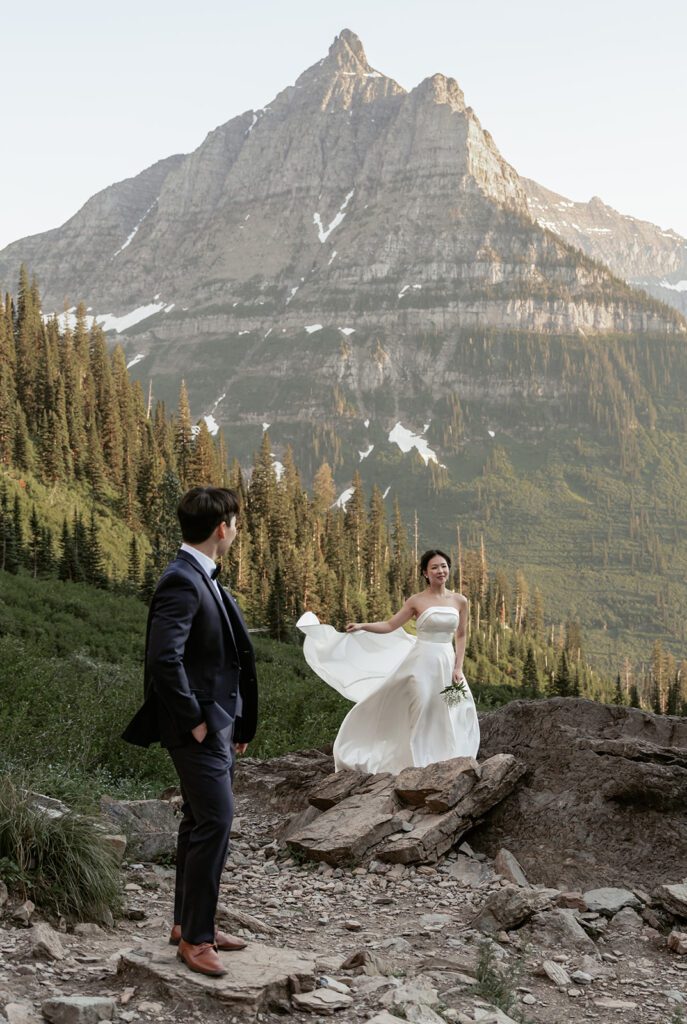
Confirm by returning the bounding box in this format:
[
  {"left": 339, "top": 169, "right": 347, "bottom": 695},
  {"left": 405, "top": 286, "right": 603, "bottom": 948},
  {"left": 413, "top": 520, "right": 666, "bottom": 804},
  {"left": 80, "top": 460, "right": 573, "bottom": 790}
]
[{"left": 296, "top": 549, "right": 480, "bottom": 774}]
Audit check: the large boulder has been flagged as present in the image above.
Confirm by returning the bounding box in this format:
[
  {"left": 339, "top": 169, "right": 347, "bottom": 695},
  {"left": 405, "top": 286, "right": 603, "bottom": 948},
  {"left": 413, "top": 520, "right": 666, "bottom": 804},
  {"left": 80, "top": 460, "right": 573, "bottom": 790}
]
[
  {"left": 287, "top": 775, "right": 403, "bottom": 865},
  {"left": 472, "top": 698, "right": 687, "bottom": 890},
  {"left": 100, "top": 796, "right": 178, "bottom": 862},
  {"left": 234, "top": 749, "right": 335, "bottom": 812},
  {"left": 394, "top": 757, "right": 481, "bottom": 811}
]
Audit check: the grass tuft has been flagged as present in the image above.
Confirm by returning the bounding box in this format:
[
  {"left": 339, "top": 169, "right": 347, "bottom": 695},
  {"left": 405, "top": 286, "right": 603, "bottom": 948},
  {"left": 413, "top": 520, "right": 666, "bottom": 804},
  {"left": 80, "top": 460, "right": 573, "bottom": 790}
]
[{"left": 0, "top": 775, "right": 121, "bottom": 922}]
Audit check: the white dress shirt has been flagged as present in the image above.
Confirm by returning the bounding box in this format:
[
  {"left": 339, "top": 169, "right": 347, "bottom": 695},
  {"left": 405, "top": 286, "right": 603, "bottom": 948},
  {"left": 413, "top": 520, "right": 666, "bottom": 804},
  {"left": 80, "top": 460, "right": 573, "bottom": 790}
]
[{"left": 180, "top": 543, "right": 222, "bottom": 600}]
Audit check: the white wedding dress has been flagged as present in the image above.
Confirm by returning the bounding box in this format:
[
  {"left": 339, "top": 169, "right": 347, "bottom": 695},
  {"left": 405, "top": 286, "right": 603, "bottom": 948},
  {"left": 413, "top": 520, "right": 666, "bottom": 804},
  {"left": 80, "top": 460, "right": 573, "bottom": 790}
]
[{"left": 296, "top": 606, "right": 480, "bottom": 774}]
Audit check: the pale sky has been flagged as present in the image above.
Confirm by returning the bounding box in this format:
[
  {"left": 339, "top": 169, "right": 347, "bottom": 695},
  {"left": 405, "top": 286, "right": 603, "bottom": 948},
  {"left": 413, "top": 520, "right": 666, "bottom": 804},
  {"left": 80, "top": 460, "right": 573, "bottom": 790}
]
[{"left": 1, "top": 0, "right": 685, "bottom": 251}]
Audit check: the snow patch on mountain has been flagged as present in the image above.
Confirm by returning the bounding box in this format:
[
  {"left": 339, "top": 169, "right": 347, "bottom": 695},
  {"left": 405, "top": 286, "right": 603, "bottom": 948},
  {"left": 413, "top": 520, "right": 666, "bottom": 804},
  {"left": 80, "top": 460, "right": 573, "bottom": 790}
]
[
  {"left": 388, "top": 422, "right": 438, "bottom": 465},
  {"left": 96, "top": 302, "right": 166, "bottom": 333},
  {"left": 313, "top": 189, "right": 354, "bottom": 243},
  {"left": 113, "top": 198, "right": 158, "bottom": 256},
  {"left": 334, "top": 487, "right": 355, "bottom": 509}
]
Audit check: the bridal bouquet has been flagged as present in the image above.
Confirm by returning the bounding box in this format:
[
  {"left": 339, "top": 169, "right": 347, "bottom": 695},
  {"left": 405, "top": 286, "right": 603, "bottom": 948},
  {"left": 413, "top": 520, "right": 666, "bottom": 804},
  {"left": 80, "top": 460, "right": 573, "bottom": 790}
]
[{"left": 440, "top": 678, "right": 468, "bottom": 706}]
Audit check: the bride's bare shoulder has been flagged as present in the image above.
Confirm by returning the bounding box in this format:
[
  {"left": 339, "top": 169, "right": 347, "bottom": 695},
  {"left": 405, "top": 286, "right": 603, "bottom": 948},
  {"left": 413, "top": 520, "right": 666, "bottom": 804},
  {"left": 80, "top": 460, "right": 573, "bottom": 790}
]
[
  {"left": 453, "top": 592, "right": 468, "bottom": 610},
  {"left": 405, "top": 592, "right": 427, "bottom": 613}
]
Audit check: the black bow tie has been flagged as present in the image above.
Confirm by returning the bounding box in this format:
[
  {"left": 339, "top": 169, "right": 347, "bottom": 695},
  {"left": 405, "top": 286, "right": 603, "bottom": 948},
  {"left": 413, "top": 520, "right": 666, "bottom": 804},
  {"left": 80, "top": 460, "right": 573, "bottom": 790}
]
[{"left": 210, "top": 566, "right": 221, "bottom": 581}]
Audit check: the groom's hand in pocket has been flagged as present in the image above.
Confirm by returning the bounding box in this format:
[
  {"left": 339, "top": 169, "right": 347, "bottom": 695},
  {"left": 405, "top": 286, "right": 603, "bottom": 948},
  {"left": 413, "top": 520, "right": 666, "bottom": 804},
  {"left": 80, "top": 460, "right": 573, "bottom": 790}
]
[{"left": 191, "top": 721, "right": 208, "bottom": 743}]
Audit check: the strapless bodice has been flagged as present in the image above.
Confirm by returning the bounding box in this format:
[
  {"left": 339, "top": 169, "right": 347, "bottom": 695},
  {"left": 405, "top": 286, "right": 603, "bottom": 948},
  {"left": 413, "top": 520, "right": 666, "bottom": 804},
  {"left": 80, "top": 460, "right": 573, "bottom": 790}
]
[{"left": 415, "top": 606, "right": 459, "bottom": 644}]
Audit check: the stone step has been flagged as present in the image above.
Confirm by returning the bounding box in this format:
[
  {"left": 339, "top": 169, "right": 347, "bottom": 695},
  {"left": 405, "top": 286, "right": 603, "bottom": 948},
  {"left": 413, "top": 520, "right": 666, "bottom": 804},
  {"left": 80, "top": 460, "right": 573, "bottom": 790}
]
[{"left": 118, "top": 939, "right": 316, "bottom": 1020}]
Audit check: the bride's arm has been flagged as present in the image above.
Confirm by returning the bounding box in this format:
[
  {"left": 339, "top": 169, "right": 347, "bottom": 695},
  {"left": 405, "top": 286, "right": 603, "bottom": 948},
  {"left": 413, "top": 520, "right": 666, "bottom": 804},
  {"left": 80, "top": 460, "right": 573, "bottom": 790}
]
[
  {"left": 452, "top": 599, "right": 468, "bottom": 682},
  {"left": 346, "top": 598, "right": 415, "bottom": 634}
]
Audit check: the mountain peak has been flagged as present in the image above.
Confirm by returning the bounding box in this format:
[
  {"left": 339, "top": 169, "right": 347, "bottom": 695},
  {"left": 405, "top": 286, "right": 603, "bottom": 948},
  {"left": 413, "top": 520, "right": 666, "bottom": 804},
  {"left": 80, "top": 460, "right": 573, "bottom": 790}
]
[
  {"left": 413, "top": 73, "right": 466, "bottom": 112},
  {"left": 328, "top": 29, "right": 368, "bottom": 68},
  {"left": 289, "top": 29, "right": 403, "bottom": 112}
]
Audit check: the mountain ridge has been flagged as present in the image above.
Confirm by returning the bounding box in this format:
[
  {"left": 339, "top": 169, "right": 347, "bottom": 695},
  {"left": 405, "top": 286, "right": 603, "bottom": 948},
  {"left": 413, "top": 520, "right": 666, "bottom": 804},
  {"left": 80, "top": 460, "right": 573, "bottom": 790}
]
[{"left": 523, "top": 177, "right": 687, "bottom": 315}]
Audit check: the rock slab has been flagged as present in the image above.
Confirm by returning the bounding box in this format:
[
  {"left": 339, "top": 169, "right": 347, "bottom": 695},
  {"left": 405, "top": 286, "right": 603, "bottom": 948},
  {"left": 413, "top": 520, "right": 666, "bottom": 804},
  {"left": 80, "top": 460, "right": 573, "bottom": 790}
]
[
  {"left": 395, "top": 757, "right": 481, "bottom": 811},
  {"left": 288, "top": 776, "right": 402, "bottom": 865},
  {"left": 118, "top": 938, "right": 315, "bottom": 1019},
  {"left": 656, "top": 883, "right": 687, "bottom": 918},
  {"left": 41, "top": 996, "right": 115, "bottom": 1024}
]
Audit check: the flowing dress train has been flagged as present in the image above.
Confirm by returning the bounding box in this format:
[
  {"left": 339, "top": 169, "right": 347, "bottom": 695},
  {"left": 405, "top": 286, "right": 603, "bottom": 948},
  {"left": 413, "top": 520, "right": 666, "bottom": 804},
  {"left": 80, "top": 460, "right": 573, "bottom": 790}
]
[{"left": 296, "top": 606, "right": 480, "bottom": 774}]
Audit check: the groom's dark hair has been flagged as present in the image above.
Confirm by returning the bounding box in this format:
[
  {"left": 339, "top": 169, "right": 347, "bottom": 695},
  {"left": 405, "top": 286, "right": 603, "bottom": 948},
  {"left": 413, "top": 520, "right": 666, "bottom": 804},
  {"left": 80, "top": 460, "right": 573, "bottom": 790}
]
[{"left": 177, "top": 486, "right": 240, "bottom": 543}]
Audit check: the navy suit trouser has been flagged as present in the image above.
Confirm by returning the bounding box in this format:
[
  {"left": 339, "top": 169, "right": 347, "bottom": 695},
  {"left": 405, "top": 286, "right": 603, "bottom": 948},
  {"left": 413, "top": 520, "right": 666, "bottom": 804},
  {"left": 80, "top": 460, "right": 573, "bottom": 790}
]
[{"left": 169, "top": 726, "right": 234, "bottom": 944}]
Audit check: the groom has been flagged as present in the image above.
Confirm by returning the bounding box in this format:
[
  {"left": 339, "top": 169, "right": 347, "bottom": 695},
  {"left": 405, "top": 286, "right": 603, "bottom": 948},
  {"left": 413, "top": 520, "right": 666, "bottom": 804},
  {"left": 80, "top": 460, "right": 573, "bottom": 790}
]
[{"left": 123, "top": 486, "right": 258, "bottom": 977}]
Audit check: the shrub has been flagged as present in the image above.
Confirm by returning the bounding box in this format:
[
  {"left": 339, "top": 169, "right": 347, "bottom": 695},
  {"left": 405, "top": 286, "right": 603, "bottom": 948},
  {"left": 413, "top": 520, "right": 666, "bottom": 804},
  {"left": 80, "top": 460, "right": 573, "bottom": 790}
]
[{"left": 475, "top": 940, "right": 524, "bottom": 1019}]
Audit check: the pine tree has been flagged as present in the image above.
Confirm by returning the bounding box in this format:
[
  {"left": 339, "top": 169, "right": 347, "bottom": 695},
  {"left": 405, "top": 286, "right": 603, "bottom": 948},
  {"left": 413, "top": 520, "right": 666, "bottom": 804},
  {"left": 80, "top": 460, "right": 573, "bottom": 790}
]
[
  {"left": 528, "top": 587, "right": 544, "bottom": 641},
  {"left": 13, "top": 401, "right": 34, "bottom": 472},
  {"left": 551, "top": 650, "right": 571, "bottom": 697},
  {"left": 365, "top": 485, "right": 390, "bottom": 621},
  {"left": 570, "top": 669, "right": 581, "bottom": 697},
  {"left": 247, "top": 432, "right": 277, "bottom": 534},
  {"left": 0, "top": 481, "right": 20, "bottom": 573},
  {"left": 59, "top": 328, "right": 88, "bottom": 479},
  {"left": 629, "top": 683, "right": 641, "bottom": 709},
  {"left": 83, "top": 417, "right": 106, "bottom": 497},
  {"left": 266, "top": 562, "right": 289, "bottom": 641},
  {"left": 14, "top": 266, "right": 44, "bottom": 430},
  {"left": 311, "top": 461, "right": 336, "bottom": 519},
  {"left": 155, "top": 471, "right": 182, "bottom": 569},
  {"left": 0, "top": 364, "right": 17, "bottom": 465},
  {"left": 521, "top": 646, "right": 540, "bottom": 698},
  {"left": 71, "top": 512, "right": 87, "bottom": 582},
  {"left": 127, "top": 536, "right": 141, "bottom": 591},
  {"left": 650, "top": 676, "right": 663, "bottom": 715},
  {"left": 38, "top": 524, "right": 55, "bottom": 577},
  {"left": 84, "top": 509, "right": 107, "bottom": 588},
  {"left": 174, "top": 380, "right": 194, "bottom": 488},
  {"left": 343, "top": 470, "right": 365, "bottom": 590},
  {"left": 666, "top": 674, "right": 682, "bottom": 716},
  {"left": 612, "top": 673, "right": 625, "bottom": 706},
  {"left": 26, "top": 505, "right": 41, "bottom": 578},
  {"left": 189, "top": 418, "right": 216, "bottom": 487},
  {"left": 58, "top": 518, "right": 74, "bottom": 581}
]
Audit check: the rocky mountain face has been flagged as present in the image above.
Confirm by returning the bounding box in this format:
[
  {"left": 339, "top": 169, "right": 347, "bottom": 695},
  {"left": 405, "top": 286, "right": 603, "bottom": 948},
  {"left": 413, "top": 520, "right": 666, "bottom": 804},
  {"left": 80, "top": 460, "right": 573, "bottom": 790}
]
[
  {"left": 0, "top": 155, "right": 183, "bottom": 313},
  {"left": 523, "top": 178, "right": 687, "bottom": 315},
  {"left": 0, "top": 30, "right": 681, "bottom": 340}
]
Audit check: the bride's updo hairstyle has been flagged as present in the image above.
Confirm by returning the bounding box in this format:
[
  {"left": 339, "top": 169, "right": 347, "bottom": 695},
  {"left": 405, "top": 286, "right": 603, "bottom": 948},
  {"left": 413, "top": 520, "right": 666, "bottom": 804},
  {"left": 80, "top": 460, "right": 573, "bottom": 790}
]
[{"left": 420, "top": 548, "right": 451, "bottom": 582}]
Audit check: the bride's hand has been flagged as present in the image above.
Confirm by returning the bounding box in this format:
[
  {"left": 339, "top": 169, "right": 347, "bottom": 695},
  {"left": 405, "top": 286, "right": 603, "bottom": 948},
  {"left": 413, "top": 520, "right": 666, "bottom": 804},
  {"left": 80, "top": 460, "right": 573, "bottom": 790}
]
[
  {"left": 346, "top": 623, "right": 362, "bottom": 632},
  {"left": 452, "top": 666, "right": 463, "bottom": 684}
]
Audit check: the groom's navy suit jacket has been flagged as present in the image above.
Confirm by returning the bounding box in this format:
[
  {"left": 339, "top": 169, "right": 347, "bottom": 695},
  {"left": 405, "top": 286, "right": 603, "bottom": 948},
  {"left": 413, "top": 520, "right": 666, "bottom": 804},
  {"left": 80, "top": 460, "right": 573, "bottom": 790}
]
[{"left": 122, "top": 550, "right": 257, "bottom": 749}]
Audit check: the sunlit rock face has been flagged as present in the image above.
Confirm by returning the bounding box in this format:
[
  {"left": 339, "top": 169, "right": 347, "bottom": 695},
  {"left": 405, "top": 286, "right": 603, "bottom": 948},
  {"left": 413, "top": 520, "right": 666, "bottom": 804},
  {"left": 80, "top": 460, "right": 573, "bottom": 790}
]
[{"left": 0, "top": 29, "right": 681, "bottom": 339}]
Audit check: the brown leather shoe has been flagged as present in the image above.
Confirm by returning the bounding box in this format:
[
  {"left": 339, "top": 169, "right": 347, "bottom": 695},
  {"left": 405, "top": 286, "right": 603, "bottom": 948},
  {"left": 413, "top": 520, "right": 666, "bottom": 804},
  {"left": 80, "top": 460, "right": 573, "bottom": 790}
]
[
  {"left": 214, "top": 928, "right": 247, "bottom": 951},
  {"left": 176, "top": 939, "right": 226, "bottom": 977},
  {"left": 170, "top": 924, "right": 247, "bottom": 952}
]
